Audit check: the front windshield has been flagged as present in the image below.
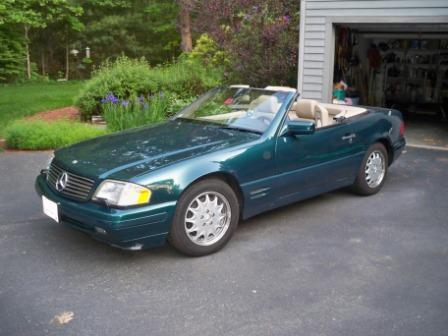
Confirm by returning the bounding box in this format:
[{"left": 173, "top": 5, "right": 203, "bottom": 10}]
[{"left": 174, "top": 87, "right": 291, "bottom": 133}]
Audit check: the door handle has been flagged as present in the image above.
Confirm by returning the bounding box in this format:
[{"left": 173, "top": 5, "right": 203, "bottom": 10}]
[{"left": 341, "top": 133, "right": 356, "bottom": 143}]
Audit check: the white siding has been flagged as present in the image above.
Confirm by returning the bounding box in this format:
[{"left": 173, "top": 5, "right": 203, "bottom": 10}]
[{"left": 298, "top": 0, "right": 448, "bottom": 102}]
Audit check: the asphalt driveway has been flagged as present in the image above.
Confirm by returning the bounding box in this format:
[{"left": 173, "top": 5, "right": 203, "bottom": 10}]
[{"left": 0, "top": 148, "right": 447, "bottom": 336}]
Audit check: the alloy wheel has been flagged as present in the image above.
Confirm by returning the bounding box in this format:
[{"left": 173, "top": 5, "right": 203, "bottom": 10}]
[
  {"left": 365, "top": 150, "right": 386, "bottom": 188},
  {"left": 184, "top": 191, "right": 231, "bottom": 246}
]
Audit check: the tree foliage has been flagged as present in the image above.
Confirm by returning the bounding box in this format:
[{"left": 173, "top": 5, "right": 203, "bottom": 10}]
[
  {"left": 78, "top": 0, "right": 180, "bottom": 65},
  {"left": 0, "top": 25, "right": 26, "bottom": 81},
  {"left": 192, "top": 0, "right": 299, "bottom": 87},
  {"left": 0, "top": 0, "right": 83, "bottom": 81},
  {"left": 0, "top": 0, "right": 181, "bottom": 82},
  {"left": 0, "top": 0, "right": 300, "bottom": 86}
]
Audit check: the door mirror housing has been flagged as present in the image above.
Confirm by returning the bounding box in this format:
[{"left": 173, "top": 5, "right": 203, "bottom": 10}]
[{"left": 285, "top": 120, "right": 315, "bottom": 136}]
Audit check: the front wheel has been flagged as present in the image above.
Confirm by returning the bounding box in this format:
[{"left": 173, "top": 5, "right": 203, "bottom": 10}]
[
  {"left": 168, "top": 178, "right": 240, "bottom": 256},
  {"left": 352, "top": 143, "right": 388, "bottom": 196}
]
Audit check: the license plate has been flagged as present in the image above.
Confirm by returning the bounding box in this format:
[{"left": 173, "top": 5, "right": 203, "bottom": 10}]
[{"left": 42, "top": 196, "right": 59, "bottom": 223}]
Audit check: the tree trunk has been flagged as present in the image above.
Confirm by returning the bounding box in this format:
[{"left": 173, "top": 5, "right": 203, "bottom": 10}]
[
  {"left": 179, "top": 1, "right": 193, "bottom": 52},
  {"left": 24, "top": 25, "right": 31, "bottom": 80},
  {"left": 65, "top": 42, "right": 69, "bottom": 80},
  {"left": 41, "top": 51, "right": 46, "bottom": 76}
]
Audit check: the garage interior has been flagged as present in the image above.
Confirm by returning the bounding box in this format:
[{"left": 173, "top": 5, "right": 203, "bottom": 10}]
[{"left": 332, "top": 23, "right": 448, "bottom": 149}]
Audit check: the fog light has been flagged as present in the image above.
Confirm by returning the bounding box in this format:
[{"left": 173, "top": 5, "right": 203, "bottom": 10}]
[{"left": 95, "top": 227, "right": 107, "bottom": 235}]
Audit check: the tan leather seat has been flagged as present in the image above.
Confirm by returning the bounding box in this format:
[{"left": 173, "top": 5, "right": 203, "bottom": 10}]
[
  {"left": 288, "top": 99, "right": 316, "bottom": 121},
  {"left": 314, "top": 104, "right": 330, "bottom": 127},
  {"left": 289, "top": 99, "right": 330, "bottom": 127},
  {"left": 250, "top": 95, "right": 282, "bottom": 114}
]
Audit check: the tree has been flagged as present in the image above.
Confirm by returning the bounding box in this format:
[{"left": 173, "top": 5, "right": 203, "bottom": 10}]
[
  {"left": 0, "top": 0, "right": 83, "bottom": 80},
  {"left": 0, "top": 0, "right": 185, "bottom": 82},
  {"left": 0, "top": 25, "right": 26, "bottom": 82},
  {"left": 76, "top": 0, "right": 180, "bottom": 65},
  {"left": 191, "top": 0, "right": 299, "bottom": 86},
  {"left": 178, "top": 0, "right": 192, "bottom": 52}
]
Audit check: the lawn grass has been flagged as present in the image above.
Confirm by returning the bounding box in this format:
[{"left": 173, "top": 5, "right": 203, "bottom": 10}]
[{"left": 0, "top": 81, "right": 85, "bottom": 136}]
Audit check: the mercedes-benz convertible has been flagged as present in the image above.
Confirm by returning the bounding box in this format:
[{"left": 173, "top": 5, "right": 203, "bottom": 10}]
[{"left": 35, "top": 85, "right": 406, "bottom": 256}]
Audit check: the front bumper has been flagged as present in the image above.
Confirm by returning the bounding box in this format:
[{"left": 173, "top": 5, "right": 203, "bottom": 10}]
[{"left": 35, "top": 174, "right": 176, "bottom": 250}]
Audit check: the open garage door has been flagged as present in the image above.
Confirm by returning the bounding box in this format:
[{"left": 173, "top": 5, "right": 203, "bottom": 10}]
[{"left": 332, "top": 23, "right": 448, "bottom": 149}]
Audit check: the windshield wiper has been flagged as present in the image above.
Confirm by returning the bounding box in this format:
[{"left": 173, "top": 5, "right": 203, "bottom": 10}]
[
  {"left": 217, "top": 125, "right": 262, "bottom": 135},
  {"left": 175, "top": 118, "right": 262, "bottom": 134}
]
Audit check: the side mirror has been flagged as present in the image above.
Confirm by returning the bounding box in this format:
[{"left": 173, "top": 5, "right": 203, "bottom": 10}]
[{"left": 285, "top": 120, "right": 315, "bottom": 136}]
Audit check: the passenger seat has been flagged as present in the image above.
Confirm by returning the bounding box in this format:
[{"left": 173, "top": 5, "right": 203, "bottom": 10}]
[{"left": 289, "top": 99, "right": 330, "bottom": 127}]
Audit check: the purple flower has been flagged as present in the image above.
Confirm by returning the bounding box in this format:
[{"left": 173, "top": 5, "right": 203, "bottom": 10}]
[
  {"left": 143, "top": 103, "right": 149, "bottom": 111},
  {"left": 121, "top": 99, "right": 129, "bottom": 107},
  {"left": 101, "top": 92, "right": 119, "bottom": 104}
]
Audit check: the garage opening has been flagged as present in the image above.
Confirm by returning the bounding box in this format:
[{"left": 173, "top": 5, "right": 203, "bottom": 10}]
[{"left": 332, "top": 23, "right": 448, "bottom": 149}]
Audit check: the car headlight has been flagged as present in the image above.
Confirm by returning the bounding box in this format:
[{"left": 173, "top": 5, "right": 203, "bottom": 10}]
[{"left": 93, "top": 180, "right": 152, "bottom": 207}]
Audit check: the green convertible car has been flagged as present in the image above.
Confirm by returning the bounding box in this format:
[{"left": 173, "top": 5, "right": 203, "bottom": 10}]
[{"left": 36, "top": 85, "right": 406, "bottom": 256}]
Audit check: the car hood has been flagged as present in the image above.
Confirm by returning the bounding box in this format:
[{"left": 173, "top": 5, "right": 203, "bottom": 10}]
[{"left": 55, "top": 120, "right": 259, "bottom": 180}]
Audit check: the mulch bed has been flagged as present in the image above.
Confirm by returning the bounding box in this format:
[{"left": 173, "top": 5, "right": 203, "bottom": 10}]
[{"left": 26, "top": 106, "right": 80, "bottom": 122}]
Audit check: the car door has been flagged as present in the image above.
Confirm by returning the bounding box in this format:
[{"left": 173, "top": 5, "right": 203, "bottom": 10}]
[{"left": 273, "top": 119, "right": 361, "bottom": 205}]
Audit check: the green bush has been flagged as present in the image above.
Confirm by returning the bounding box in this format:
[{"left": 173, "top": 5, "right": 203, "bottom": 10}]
[
  {"left": 76, "top": 56, "right": 223, "bottom": 120},
  {"left": 5, "top": 121, "right": 107, "bottom": 150},
  {"left": 185, "top": 33, "right": 230, "bottom": 68},
  {"left": 148, "top": 60, "right": 223, "bottom": 97}
]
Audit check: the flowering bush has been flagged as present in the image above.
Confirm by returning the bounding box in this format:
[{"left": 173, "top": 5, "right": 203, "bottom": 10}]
[
  {"left": 101, "top": 91, "right": 194, "bottom": 131},
  {"left": 76, "top": 56, "right": 223, "bottom": 120}
]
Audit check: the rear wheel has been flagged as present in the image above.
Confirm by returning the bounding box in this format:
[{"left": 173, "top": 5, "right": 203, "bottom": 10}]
[
  {"left": 352, "top": 143, "right": 388, "bottom": 196},
  {"left": 168, "top": 178, "right": 240, "bottom": 256}
]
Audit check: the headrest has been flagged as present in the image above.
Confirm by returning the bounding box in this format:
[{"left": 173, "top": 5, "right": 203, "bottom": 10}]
[
  {"left": 238, "top": 94, "right": 251, "bottom": 103},
  {"left": 296, "top": 99, "right": 318, "bottom": 119},
  {"left": 315, "top": 104, "right": 329, "bottom": 126}
]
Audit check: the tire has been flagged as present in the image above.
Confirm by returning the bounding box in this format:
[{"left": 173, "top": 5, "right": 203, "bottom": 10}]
[
  {"left": 168, "top": 178, "right": 240, "bottom": 256},
  {"left": 351, "top": 142, "right": 388, "bottom": 196}
]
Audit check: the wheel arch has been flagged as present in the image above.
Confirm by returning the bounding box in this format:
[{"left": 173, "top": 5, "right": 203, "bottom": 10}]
[
  {"left": 375, "top": 137, "right": 394, "bottom": 165},
  {"left": 184, "top": 172, "right": 245, "bottom": 217}
]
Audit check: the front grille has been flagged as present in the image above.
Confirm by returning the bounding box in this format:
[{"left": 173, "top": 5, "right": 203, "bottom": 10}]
[{"left": 47, "top": 162, "right": 95, "bottom": 201}]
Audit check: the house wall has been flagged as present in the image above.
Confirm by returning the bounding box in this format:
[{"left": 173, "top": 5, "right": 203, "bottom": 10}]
[{"left": 298, "top": 0, "right": 448, "bottom": 102}]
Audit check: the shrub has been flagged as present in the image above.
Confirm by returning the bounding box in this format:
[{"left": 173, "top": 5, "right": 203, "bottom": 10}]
[
  {"left": 101, "top": 92, "right": 194, "bottom": 132},
  {"left": 75, "top": 57, "right": 157, "bottom": 120},
  {"left": 76, "top": 56, "right": 223, "bottom": 120},
  {"left": 185, "top": 33, "right": 230, "bottom": 68},
  {"left": 148, "top": 60, "right": 223, "bottom": 97},
  {"left": 5, "top": 121, "right": 107, "bottom": 150}
]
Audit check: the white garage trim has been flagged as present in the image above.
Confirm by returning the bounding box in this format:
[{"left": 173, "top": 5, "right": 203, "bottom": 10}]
[{"left": 297, "top": 0, "right": 307, "bottom": 96}]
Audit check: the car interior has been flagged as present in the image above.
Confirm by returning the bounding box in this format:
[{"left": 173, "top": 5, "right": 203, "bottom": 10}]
[
  {"left": 198, "top": 85, "right": 369, "bottom": 131},
  {"left": 288, "top": 99, "right": 368, "bottom": 128}
]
